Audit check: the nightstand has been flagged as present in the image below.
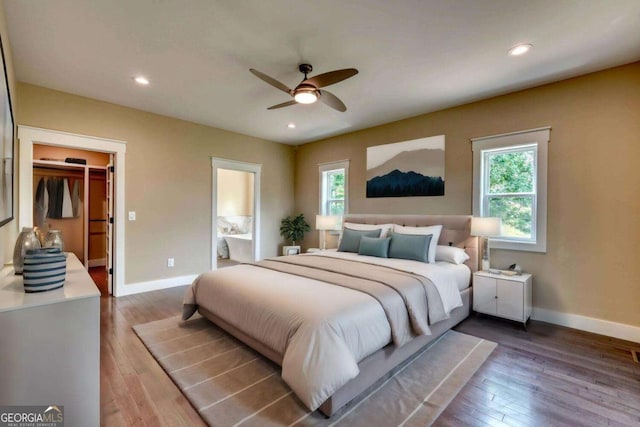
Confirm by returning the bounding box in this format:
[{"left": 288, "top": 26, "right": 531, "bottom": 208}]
[{"left": 473, "top": 271, "right": 532, "bottom": 327}]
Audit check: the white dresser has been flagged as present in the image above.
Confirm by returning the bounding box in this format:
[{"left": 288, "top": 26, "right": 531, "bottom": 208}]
[
  {"left": 0, "top": 253, "right": 100, "bottom": 426},
  {"left": 473, "top": 271, "right": 532, "bottom": 327}
]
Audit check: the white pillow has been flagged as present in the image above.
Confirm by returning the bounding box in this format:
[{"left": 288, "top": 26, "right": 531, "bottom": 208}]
[
  {"left": 338, "top": 222, "right": 395, "bottom": 246},
  {"left": 435, "top": 245, "right": 470, "bottom": 265},
  {"left": 393, "top": 224, "right": 442, "bottom": 263}
]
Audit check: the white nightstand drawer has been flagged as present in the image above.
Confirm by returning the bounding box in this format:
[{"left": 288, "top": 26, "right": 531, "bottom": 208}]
[
  {"left": 473, "top": 275, "right": 498, "bottom": 315},
  {"left": 473, "top": 271, "right": 532, "bottom": 326},
  {"left": 496, "top": 278, "right": 524, "bottom": 321}
]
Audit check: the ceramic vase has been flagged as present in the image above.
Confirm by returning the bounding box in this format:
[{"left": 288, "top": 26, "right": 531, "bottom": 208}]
[{"left": 13, "top": 227, "right": 42, "bottom": 275}]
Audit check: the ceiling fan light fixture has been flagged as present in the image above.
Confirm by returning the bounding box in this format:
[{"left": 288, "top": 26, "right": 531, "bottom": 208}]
[{"left": 294, "top": 90, "right": 318, "bottom": 104}]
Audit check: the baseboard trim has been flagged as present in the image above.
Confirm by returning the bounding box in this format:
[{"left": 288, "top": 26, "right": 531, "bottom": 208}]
[
  {"left": 88, "top": 258, "right": 107, "bottom": 268},
  {"left": 116, "top": 274, "right": 198, "bottom": 297},
  {"left": 532, "top": 307, "right": 640, "bottom": 344}
]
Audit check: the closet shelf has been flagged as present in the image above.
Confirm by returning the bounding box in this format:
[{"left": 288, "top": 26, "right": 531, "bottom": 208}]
[{"left": 33, "top": 159, "right": 108, "bottom": 171}]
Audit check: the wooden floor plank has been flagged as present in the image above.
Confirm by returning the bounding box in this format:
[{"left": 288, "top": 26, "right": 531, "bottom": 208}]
[
  {"left": 100, "top": 286, "right": 640, "bottom": 427},
  {"left": 435, "top": 314, "right": 640, "bottom": 427}
]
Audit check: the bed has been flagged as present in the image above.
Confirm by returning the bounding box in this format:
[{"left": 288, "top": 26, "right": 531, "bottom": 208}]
[{"left": 183, "top": 214, "right": 478, "bottom": 416}]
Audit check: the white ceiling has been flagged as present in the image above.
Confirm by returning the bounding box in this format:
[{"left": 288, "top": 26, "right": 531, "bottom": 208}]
[{"left": 5, "top": 0, "right": 640, "bottom": 145}]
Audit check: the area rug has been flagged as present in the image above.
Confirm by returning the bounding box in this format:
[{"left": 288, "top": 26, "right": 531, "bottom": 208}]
[{"left": 134, "top": 315, "right": 496, "bottom": 426}]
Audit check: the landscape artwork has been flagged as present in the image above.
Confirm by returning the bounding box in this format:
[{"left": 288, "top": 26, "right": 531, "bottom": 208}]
[{"left": 366, "top": 135, "right": 445, "bottom": 198}]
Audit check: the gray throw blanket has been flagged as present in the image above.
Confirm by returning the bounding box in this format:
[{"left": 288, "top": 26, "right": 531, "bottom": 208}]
[{"left": 250, "top": 255, "right": 435, "bottom": 347}]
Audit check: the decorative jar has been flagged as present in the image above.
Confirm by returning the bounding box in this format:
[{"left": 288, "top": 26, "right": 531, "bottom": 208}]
[
  {"left": 13, "top": 227, "right": 42, "bottom": 275},
  {"left": 44, "top": 230, "right": 65, "bottom": 251}
]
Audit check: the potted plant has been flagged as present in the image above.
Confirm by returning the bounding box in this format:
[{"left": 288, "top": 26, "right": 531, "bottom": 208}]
[{"left": 280, "top": 214, "right": 311, "bottom": 254}]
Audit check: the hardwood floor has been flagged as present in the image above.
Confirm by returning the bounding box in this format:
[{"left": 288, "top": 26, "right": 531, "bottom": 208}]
[
  {"left": 101, "top": 286, "right": 640, "bottom": 426},
  {"left": 438, "top": 315, "right": 640, "bottom": 426},
  {"left": 100, "top": 286, "right": 206, "bottom": 426},
  {"left": 89, "top": 267, "right": 109, "bottom": 296}
]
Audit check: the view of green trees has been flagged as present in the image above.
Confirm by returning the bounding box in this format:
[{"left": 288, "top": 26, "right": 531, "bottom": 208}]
[
  {"left": 486, "top": 149, "right": 535, "bottom": 238},
  {"left": 328, "top": 171, "right": 345, "bottom": 215}
]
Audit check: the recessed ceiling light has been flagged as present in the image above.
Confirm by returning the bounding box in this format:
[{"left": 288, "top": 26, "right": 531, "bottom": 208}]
[
  {"left": 508, "top": 44, "right": 532, "bottom": 56},
  {"left": 287, "top": 123, "right": 296, "bottom": 129},
  {"left": 133, "top": 76, "right": 150, "bottom": 85}
]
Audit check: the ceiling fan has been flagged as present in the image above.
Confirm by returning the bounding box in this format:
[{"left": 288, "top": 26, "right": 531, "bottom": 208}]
[{"left": 249, "top": 64, "right": 358, "bottom": 112}]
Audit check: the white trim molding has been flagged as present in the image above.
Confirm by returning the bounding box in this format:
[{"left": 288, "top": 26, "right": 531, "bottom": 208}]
[
  {"left": 87, "top": 258, "right": 107, "bottom": 268},
  {"left": 211, "top": 158, "right": 261, "bottom": 270},
  {"left": 17, "top": 126, "right": 127, "bottom": 296},
  {"left": 318, "top": 159, "right": 350, "bottom": 216},
  {"left": 116, "top": 274, "right": 199, "bottom": 297},
  {"left": 472, "top": 127, "right": 550, "bottom": 253},
  {"left": 532, "top": 307, "right": 640, "bottom": 344}
]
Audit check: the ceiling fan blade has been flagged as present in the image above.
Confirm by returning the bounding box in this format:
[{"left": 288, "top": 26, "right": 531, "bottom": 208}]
[
  {"left": 318, "top": 90, "right": 347, "bottom": 112},
  {"left": 303, "top": 68, "right": 358, "bottom": 88},
  {"left": 250, "top": 69, "right": 292, "bottom": 95},
  {"left": 267, "top": 100, "right": 298, "bottom": 110}
]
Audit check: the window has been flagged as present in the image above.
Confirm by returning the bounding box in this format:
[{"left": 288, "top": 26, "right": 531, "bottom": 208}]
[
  {"left": 319, "top": 160, "right": 349, "bottom": 216},
  {"left": 472, "top": 128, "right": 549, "bottom": 252}
]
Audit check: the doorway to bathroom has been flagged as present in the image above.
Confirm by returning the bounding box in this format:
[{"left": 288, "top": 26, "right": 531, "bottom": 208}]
[{"left": 211, "top": 158, "right": 261, "bottom": 270}]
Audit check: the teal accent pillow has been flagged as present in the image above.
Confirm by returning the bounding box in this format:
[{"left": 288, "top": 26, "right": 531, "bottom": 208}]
[
  {"left": 388, "top": 231, "right": 432, "bottom": 262},
  {"left": 338, "top": 228, "right": 382, "bottom": 253},
  {"left": 358, "top": 236, "right": 391, "bottom": 258}
]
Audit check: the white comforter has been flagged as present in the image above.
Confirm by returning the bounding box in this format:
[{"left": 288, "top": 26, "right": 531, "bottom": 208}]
[{"left": 183, "top": 251, "right": 464, "bottom": 410}]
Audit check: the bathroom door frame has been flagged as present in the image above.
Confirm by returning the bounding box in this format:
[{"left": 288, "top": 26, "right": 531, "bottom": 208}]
[{"left": 211, "top": 158, "right": 261, "bottom": 270}]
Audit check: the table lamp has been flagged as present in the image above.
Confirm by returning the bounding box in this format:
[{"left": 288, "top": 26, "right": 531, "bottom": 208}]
[
  {"left": 316, "top": 215, "right": 342, "bottom": 250},
  {"left": 471, "top": 217, "right": 502, "bottom": 271}
]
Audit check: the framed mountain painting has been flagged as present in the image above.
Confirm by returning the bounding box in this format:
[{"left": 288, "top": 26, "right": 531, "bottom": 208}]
[{"left": 366, "top": 135, "right": 445, "bottom": 198}]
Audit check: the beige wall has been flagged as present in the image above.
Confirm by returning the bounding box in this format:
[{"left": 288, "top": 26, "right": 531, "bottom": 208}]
[
  {"left": 17, "top": 83, "right": 295, "bottom": 284},
  {"left": 0, "top": 0, "right": 18, "bottom": 266},
  {"left": 296, "top": 62, "right": 640, "bottom": 327},
  {"left": 217, "top": 169, "right": 253, "bottom": 217}
]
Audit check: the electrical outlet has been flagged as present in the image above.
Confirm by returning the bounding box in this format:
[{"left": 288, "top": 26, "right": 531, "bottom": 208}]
[
  {"left": 167, "top": 258, "right": 175, "bottom": 268},
  {"left": 128, "top": 211, "right": 136, "bottom": 221}
]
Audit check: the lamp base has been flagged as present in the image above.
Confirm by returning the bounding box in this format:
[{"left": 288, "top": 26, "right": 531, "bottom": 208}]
[{"left": 482, "top": 258, "right": 491, "bottom": 271}]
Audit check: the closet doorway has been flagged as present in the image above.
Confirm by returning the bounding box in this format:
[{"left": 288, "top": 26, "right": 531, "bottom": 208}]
[
  {"left": 18, "top": 126, "right": 126, "bottom": 297},
  {"left": 32, "top": 145, "right": 113, "bottom": 295},
  {"left": 211, "top": 158, "right": 261, "bottom": 270}
]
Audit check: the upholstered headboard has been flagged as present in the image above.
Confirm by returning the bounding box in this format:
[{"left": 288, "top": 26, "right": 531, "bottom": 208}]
[{"left": 342, "top": 214, "right": 479, "bottom": 273}]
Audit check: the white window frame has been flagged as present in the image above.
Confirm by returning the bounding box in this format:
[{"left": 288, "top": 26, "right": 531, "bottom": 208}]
[
  {"left": 472, "top": 127, "right": 550, "bottom": 253},
  {"left": 319, "top": 160, "right": 349, "bottom": 216}
]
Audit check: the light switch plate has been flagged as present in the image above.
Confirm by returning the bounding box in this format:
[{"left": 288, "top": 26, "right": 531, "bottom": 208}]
[{"left": 128, "top": 211, "right": 136, "bottom": 221}]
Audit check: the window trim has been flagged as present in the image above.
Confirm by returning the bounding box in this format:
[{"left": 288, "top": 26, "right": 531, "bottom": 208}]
[
  {"left": 472, "top": 127, "right": 550, "bottom": 253},
  {"left": 319, "top": 160, "right": 349, "bottom": 216}
]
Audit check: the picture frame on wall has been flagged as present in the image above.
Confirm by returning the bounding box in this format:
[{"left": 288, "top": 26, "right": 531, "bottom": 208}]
[
  {"left": 0, "top": 33, "right": 14, "bottom": 227},
  {"left": 366, "top": 135, "right": 445, "bottom": 198}
]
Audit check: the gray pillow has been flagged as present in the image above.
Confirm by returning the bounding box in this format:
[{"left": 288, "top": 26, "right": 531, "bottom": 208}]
[
  {"left": 388, "top": 231, "right": 432, "bottom": 263},
  {"left": 358, "top": 236, "right": 391, "bottom": 258},
  {"left": 338, "top": 227, "right": 382, "bottom": 253}
]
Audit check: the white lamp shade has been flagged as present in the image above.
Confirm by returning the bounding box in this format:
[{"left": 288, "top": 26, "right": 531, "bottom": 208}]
[
  {"left": 471, "top": 217, "right": 502, "bottom": 237},
  {"left": 316, "top": 215, "right": 342, "bottom": 231}
]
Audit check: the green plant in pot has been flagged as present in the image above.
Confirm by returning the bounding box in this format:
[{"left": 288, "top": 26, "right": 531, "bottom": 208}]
[{"left": 279, "top": 214, "right": 311, "bottom": 245}]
